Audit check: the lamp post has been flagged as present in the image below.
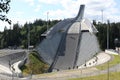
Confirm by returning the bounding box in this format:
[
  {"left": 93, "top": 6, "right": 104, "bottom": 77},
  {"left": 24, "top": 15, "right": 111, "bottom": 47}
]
[
  {"left": 107, "top": 61, "right": 109, "bottom": 80},
  {"left": 107, "top": 20, "right": 110, "bottom": 80},
  {"left": 28, "top": 24, "right": 30, "bottom": 50},
  {"left": 107, "top": 20, "right": 110, "bottom": 49},
  {"left": 115, "top": 38, "right": 119, "bottom": 46},
  {"left": 47, "top": 12, "right": 49, "bottom": 32},
  {"left": 101, "top": 9, "right": 103, "bottom": 23},
  {"left": 114, "top": 38, "right": 119, "bottom": 51}
]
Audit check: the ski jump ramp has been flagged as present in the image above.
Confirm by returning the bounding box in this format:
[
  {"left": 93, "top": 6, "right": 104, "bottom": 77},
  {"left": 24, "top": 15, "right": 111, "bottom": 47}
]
[{"left": 37, "top": 5, "right": 100, "bottom": 71}]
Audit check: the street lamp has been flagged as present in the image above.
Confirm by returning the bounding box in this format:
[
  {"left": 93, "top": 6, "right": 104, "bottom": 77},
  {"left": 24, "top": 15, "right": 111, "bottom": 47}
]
[
  {"left": 28, "top": 24, "right": 30, "bottom": 50},
  {"left": 101, "top": 9, "right": 103, "bottom": 23},
  {"left": 107, "top": 20, "right": 110, "bottom": 49},
  {"left": 47, "top": 12, "right": 49, "bottom": 32},
  {"left": 107, "top": 61, "right": 109, "bottom": 80},
  {"left": 114, "top": 38, "right": 119, "bottom": 51},
  {"left": 114, "top": 38, "right": 119, "bottom": 47}
]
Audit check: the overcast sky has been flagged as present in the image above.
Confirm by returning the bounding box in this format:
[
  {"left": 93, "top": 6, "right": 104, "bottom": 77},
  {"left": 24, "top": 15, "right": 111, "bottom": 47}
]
[{"left": 0, "top": 0, "right": 120, "bottom": 31}]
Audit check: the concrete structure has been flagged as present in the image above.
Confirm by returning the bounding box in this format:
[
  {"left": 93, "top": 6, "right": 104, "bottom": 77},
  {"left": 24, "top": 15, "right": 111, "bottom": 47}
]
[
  {"left": 105, "top": 49, "right": 119, "bottom": 55},
  {"left": 0, "top": 49, "right": 27, "bottom": 77},
  {"left": 37, "top": 5, "right": 100, "bottom": 72},
  {"left": 78, "top": 52, "right": 111, "bottom": 69}
]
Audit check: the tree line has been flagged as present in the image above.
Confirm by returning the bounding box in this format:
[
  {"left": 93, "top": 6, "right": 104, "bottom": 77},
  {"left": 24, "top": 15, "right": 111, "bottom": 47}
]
[
  {"left": 94, "top": 21, "right": 120, "bottom": 50},
  {"left": 0, "top": 19, "right": 60, "bottom": 49},
  {"left": 0, "top": 19, "right": 120, "bottom": 50},
  {"left": 0, "top": 0, "right": 119, "bottom": 50}
]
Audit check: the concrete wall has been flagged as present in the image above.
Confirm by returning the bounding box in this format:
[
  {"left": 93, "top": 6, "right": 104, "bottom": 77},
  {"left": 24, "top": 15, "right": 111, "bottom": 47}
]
[
  {"left": 37, "top": 18, "right": 74, "bottom": 65},
  {"left": 76, "top": 32, "right": 100, "bottom": 67}
]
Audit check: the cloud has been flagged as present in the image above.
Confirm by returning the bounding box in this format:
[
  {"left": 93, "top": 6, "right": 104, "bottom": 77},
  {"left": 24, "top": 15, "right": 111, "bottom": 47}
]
[
  {"left": 44, "top": 9, "right": 70, "bottom": 19},
  {"left": 40, "top": 0, "right": 120, "bottom": 22},
  {"left": 0, "top": 21, "right": 11, "bottom": 31},
  {"left": 25, "top": 0, "right": 34, "bottom": 6},
  {"left": 18, "top": 0, "right": 120, "bottom": 23},
  {"left": 15, "top": 11, "right": 24, "bottom": 16},
  {"left": 34, "top": 5, "right": 41, "bottom": 12},
  {"left": 38, "top": 0, "right": 59, "bottom": 5},
  {"left": 1, "top": 0, "right": 120, "bottom": 31},
  {"left": 9, "top": 17, "right": 36, "bottom": 29}
]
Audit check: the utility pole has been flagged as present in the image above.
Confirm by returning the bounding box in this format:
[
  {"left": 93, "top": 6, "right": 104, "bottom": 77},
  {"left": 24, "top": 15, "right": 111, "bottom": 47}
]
[
  {"left": 27, "top": 24, "right": 30, "bottom": 70},
  {"left": 28, "top": 24, "right": 30, "bottom": 50},
  {"left": 107, "top": 61, "right": 109, "bottom": 80},
  {"left": 107, "top": 20, "right": 110, "bottom": 49},
  {"left": 47, "top": 12, "right": 49, "bottom": 32},
  {"left": 101, "top": 9, "right": 103, "bottom": 23}
]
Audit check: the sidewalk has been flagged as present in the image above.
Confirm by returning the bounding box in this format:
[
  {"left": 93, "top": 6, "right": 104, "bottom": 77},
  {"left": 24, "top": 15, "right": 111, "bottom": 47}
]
[
  {"left": 0, "top": 65, "right": 12, "bottom": 74},
  {"left": 78, "top": 52, "right": 111, "bottom": 68}
]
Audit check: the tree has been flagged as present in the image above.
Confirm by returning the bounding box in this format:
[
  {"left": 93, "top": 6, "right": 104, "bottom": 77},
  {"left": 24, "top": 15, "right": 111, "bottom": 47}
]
[
  {"left": 12, "top": 23, "right": 21, "bottom": 46},
  {"left": 96, "top": 22, "right": 120, "bottom": 50},
  {"left": 93, "top": 20, "right": 96, "bottom": 26},
  {"left": 0, "top": 0, "right": 11, "bottom": 24},
  {"left": 0, "top": 18, "right": 60, "bottom": 49}
]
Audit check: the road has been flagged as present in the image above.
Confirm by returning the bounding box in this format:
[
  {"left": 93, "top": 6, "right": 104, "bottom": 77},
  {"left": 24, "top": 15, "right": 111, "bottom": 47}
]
[
  {"left": 31, "top": 63, "right": 120, "bottom": 80},
  {"left": 0, "top": 54, "right": 120, "bottom": 80}
]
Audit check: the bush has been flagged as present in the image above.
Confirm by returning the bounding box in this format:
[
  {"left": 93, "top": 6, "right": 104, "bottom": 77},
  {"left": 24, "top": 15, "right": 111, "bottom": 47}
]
[{"left": 21, "top": 52, "right": 49, "bottom": 75}]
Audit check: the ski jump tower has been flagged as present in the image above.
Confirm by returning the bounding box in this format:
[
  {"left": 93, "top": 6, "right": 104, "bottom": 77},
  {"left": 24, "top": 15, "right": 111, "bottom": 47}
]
[{"left": 37, "top": 5, "right": 100, "bottom": 72}]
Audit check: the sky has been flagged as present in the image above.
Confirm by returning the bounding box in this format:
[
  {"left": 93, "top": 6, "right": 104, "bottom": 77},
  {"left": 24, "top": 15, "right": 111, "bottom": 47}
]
[{"left": 0, "top": 0, "right": 120, "bottom": 31}]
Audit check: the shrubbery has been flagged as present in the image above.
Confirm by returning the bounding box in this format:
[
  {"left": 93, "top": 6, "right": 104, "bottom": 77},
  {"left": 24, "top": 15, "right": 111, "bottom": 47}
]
[{"left": 20, "top": 52, "right": 49, "bottom": 75}]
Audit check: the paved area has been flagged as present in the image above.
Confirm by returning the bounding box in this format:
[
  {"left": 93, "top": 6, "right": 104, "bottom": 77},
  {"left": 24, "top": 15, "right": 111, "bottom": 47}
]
[
  {"left": 0, "top": 53, "right": 120, "bottom": 80},
  {"left": 32, "top": 68, "right": 98, "bottom": 80},
  {"left": 1, "top": 64, "right": 120, "bottom": 80},
  {"left": 31, "top": 52, "right": 112, "bottom": 80},
  {"left": 32, "top": 63, "right": 120, "bottom": 80},
  {"left": 79, "top": 52, "right": 111, "bottom": 68},
  {"left": 0, "top": 49, "right": 27, "bottom": 78},
  {"left": 0, "top": 64, "right": 12, "bottom": 74},
  {"left": 0, "top": 49, "right": 26, "bottom": 57}
]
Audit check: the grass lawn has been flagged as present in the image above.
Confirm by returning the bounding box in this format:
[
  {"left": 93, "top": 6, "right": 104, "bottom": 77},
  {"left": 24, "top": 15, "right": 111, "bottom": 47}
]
[
  {"left": 96, "top": 54, "right": 120, "bottom": 70},
  {"left": 69, "top": 54, "right": 120, "bottom": 80},
  {"left": 69, "top": 71, "right": 120, "bottom": 80},
  {"left": 20, "top": 51, "right": 49, "bottom": 75}
]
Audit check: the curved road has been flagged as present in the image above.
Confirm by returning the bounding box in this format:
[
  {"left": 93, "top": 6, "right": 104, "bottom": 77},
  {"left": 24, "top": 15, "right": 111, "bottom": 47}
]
[{"left": 0, "top": 54, "right": 120, "bottom": 80}]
